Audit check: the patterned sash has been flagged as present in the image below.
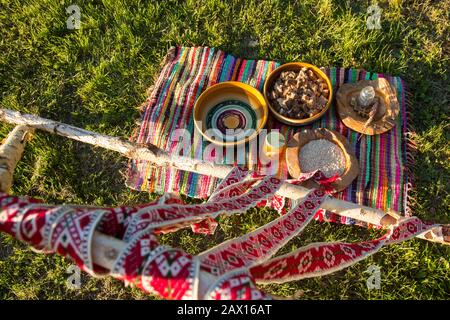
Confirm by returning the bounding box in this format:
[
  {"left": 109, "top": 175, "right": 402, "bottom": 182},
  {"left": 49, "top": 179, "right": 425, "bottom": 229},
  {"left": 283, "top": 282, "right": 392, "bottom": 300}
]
[{"left": 0, "top": 168, "right": 446, "bottom": 299}]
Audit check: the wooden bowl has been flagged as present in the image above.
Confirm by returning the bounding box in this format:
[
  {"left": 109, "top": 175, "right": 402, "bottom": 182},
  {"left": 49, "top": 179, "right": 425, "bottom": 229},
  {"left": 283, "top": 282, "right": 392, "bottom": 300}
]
[
  {"left": 285, "top": 128, "right": 359, "bottom": 192},
  {"left": 263, "top": 62, "right": 333, "bottom": 126},
  {"left": 193, "top": 81, "right": 268, "bottom": 146},
  {"left": 336, "top": 78, "right": 399, "bottom": 135}
]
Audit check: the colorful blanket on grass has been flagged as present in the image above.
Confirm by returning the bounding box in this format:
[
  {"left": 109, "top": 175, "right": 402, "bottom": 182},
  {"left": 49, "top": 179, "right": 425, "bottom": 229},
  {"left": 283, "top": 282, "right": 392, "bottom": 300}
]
[{"left": 126, "top": 46, "right": 414, "bottom": 221}]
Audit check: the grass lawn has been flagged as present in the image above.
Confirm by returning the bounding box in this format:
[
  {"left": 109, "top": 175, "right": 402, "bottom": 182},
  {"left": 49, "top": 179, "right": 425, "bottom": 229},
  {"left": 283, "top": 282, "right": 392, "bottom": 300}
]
[{"left": 0, "top": 0, "right": 449, "bottom": 300}]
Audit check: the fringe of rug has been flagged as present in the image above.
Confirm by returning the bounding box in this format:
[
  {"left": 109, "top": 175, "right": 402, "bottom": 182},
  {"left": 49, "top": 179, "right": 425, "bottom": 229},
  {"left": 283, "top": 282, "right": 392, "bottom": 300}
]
[
  {"left": 124, "top": 46, "right": 178, "bottom": 189},
  {"left": 132, "top": 46, "right": 178, "bottom": 143},
  {"left": 403, "top": 83, "right": 418, "bottom": 217}
]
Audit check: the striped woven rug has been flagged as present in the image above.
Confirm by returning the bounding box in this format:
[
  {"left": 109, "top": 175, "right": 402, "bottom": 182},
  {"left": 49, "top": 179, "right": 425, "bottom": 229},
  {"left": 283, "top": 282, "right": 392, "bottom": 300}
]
[{"left": 126, "top": 46, "right": 414, "bottom": 220}]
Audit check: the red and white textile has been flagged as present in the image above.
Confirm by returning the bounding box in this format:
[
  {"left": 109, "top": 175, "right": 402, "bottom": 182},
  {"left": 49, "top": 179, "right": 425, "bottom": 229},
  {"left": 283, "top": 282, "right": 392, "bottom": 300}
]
[{"left": 0, "top": 167, "right": 447, "bottom": 300}]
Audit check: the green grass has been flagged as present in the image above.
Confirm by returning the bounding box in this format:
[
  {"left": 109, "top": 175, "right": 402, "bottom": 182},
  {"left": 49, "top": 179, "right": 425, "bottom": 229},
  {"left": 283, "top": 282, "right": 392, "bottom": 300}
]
[{"left": 0, "top": 0, "right": 449, "bottom": 299}]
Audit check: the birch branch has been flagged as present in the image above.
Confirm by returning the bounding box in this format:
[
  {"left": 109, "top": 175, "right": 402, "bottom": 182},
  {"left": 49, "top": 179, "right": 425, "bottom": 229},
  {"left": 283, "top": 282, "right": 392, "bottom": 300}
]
[
  {"left": 0, "top": 125, "right": 34, "bottom": 193},
  {"left": 1, "top": 108, "right": 448, "bottom": 253},
  {"left": 0, "top": 108, "right": 448, "bottom": 275},
  {"left": 0, "top": 108, "right": 393, "bottom": 225}
]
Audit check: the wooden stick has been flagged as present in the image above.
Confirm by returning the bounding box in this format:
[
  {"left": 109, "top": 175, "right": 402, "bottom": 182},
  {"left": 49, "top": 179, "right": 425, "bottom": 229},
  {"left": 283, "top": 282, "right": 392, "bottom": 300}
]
[
  {"left": 0, "top": 109, "right": 448, "bottom": 275},
  {"left": 0, "top": 125, "right": 34, "bottom": 193},
  {"left": 91, "top": 231, "right": 126, "bottom": 269},
  {"left": 0, "top": 108, "right": 396, "bottom": 226}
]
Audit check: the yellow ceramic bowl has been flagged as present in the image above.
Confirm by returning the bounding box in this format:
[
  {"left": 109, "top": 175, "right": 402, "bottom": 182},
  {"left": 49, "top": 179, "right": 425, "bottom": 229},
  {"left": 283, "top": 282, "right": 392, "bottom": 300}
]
[
  {"left": 263, "top": 62, "right": 333, "bottom": 126},
  {"left": 194, "top": 81, "right": 268, "bottom": 146}
]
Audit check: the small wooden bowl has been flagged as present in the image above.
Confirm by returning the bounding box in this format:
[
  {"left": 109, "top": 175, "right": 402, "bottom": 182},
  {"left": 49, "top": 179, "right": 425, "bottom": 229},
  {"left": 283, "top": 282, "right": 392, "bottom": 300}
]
[
  {"left": 263, "top": 62, "right": 333, "bottom": 126},
  {"left": 193, "top": 81, "right": 268, "bottom": 146},
  {"left": 336, "top": 78, "right": 399, "bottom": 135},
  {"left": 286, "top": 128, "right": 359, "bottom": 192}
]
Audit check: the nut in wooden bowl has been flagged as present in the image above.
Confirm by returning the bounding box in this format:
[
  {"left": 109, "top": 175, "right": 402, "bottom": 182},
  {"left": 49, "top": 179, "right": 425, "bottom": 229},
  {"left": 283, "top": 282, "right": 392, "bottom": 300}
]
[
  {"left": 264, "top": 62, "right": 333, "bottom": 126},
  {"left": 285, "top": 128, "right": 359, "bottom": 192}
]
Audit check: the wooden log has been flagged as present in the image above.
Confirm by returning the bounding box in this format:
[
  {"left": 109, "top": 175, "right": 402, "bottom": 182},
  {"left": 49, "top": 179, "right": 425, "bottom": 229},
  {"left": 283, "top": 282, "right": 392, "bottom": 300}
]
[
  {"left": 91, "top": 231, "right": 126, "bottom": 269},
  {"left": 0, "top": 108, "right": 394, "bottom": 226},
  {"left": 0, "top": 125, "right": 34, "bottom": 192},
  {"left": 1, "top": 108, "right": 448, "bottom": 267}
]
